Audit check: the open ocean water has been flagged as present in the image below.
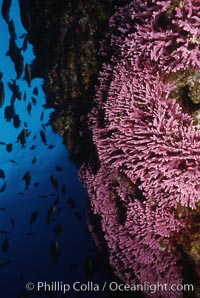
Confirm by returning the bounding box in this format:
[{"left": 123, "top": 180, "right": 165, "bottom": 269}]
[{"left": 0, "top": 1, "right": 112, "bottom": 297}]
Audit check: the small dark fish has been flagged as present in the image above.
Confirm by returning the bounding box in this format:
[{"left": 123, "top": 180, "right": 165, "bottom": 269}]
[
  {"left": 31, "top": 96, "right": 36, "bottom": 105},
  {"left": 0, "top": 260, "right": 11, "bottom": 269},
  {"left": 54, "top": 224, "right": 62, "bottom": 236},
  {"left": 4, "top": 105, "right": 15, "bottom": 121},
  {"left": 23, "top": 91, "right": 26, "bottom": 101},
  {"left": 0, "top": 141, "right": 6, "bottom": 145},
  {"left": 29, "top": 211, "right": 38, "bottom": 225},
  {"left": 26, "top": 232, "right": 35, "bottom": 236},
  {"left": 9, "top": 159, "right": 17, "bottom": 164},
  {"left": 8, "top": 20, "right": 16, "bottom": 39},
  {"left": 0, "top": 169, "right": 5, "bottom": 179},
  {"left": 17, "top": 129, "right": 28, "bottom": 148},
  {"left": 32, "top": 87, "right": 38, "bottom": 96},
  {"left": 24, "top": 64, "right": 31, "bottom": 87},
  {"left": 13, "top": 114, "right": 21, "bottom": 128},
  {"left": 2, "top": 236, "right": 9, "bottom": 252},
  {"left": 50, "top": 176, "right": 59, "bottom": 191},
  {"left": 34, "top": 182, "right": 39, "bottom": 187},
  {"left": 31, "top": 156, "right": 36, "bottom": 164},
  {"left": 66, "top": 197, "right": 76, "bottom": 208},
  {"left": 39, "top": 195, "right": 47, "bottom": 198},
  {"left": 6, "top": 143, "right": 12, "bottom": 153},
  {"left": 22, "top": 34, "right": 28, "bottom": 51},
  {"left": 61, "top": 184, "right": 66, "bottom": 195},
  {"left": 10, "top": 93, "right": 16, "bottom": 105},
  {"left": 0, "top": 230, "right": 10, "bottom": 234},
  {"left": 0, "top": 72, "right": 5, "bottom": 108},
  {"left": 74, "top": 211, "right": 82, "bottom": 222},
  {"left": 49, "top": 193, "right": 56, "bottom": 197},
  {"left": 0, "top": 208, "right": 6, "bottom": 211},
  {"left": 32, "top": 134, "right": 37, "bottom": 140},
  {"left": 18, "top": 192, "right": 24, "bottom": 196},
  {"left": 8, "top": 80, "right": 21, "bottom": 100},
  {"left": 9, "top": 217, "right": 15, "bottom": 228},
  {"left": 27, "top": 102, "right": 32, "bottom": 116},
  {"left": 48, "top": 145, "right": 55, "bottom": 149},
  {"left": 22, "top": 171, "right": 31, "bottom": 190},
  {"left": 14, "top": 53, "right": 24, "bottom": 79},
  {"left": 24, "top": 121, "right": 28, "bottom": 127},
  {"left": 46, "top": 205, "right": 56, "bottom": 224},
  {"left": 50, "top": 240, "right": 60, "bottom": 263},
  {"left": 40, "top": 111, "right": 44, "bottom": 122},
  {"left": 1, "top": 0, "right": 12, "bottom": 23},
  {"left": 30, "top": 145, "right": 35, "bottom": 150},
  {"left": 0, "top": 182, "right": 6, "bottom": 193},
  {"left": 55, "top": 166, "right": 63, "bottom": 172},
  {"left": 40, "top": 130, "right": 47, "bottom": 145}
]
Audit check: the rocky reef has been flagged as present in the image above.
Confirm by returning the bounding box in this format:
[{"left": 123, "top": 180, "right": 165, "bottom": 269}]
[{"left": 20, "top": 0, "right": 200, "bottom": 297}]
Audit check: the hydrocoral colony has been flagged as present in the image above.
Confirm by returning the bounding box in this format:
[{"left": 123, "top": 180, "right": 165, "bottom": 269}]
[{"left": 80, "top": 0, "right": 200, "bottom": 297}]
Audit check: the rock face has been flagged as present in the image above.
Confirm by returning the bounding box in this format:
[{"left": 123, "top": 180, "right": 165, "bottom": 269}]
[
  {"left": 20, "top": 0, "right": 200, "bottom": 297},
  {"left": 19, "top": 0, "right": 125, "bottom": 165}
]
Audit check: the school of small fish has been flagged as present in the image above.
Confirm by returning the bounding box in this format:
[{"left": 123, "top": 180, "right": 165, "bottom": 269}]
[{"left": 0, "top": 0, "right": 92, "bottom": 278}]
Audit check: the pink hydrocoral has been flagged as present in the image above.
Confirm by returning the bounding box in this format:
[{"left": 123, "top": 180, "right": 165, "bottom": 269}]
[{"left": 79, "top": 0, "right": 200, "bottom": 296}]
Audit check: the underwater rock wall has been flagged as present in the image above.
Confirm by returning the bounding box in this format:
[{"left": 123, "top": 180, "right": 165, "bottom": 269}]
[
  {"left": 19, "top": 0, "right": 126, "bottom": 165},
  {"left": 19, "top": 0, "right": 200, "bottom": 297}
]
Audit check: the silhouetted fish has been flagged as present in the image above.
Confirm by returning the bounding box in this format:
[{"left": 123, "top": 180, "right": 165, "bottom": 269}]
[
  {"left": 0, "top": 169, "right": 5, "bottom": 179},
  {"left": 22, "top": 34, "right": 28, "bottom": 51},
  {"left": 1, "top": 0, "right": 12, "bottom": 23},
  {"left": 34, "top": 182, "right": 39, "bottom": 187},
  {"left": 6, "top": 143, "right": 12, "bottom": 153},
  {"left": 0, "top": 72, "right": 5, "bottom": 108},
  {"left": 27, "top": 102, "right": 32, "bottom": 116},
  {"left": 9, "top": 217, "right": 15, "bottom": 228},
  {"left": 66, "top": 197, "right": 76, "bottom": 208},
  {"left": 0, "top": 142, "right": 6, "bottom": 145},
  {"left": 40, "top": 130, "right": 47, "bottom": 145},
  {"left": 31, "top": 96, "right": 36, "bottom": 105},
  {"left": 40, "top": 111, "right": 44, "bottom": 122},
  {"left": 13, "top": 114, "right": 21, "bottom": 128},
  {"left": 32, "top": 87, "right": 38, "bottom": 96},
  {"left": 30, "top": 145, "right": 35, "bottom": 150},
  {"left": 55, "top": 166, "right": 63, "bottom": 172},
  {"left": 46, "top": 205, "right": 56, "bottom": 224},
  {"left": 0, "top": 260, "right": 11, "bottom": 269},
  {"left": 18, "top": 192, "right": 24, "bottom": 196},
  {"left": 4, "top": 105, "right": 15, "bottom": 121},
  {"left": 8, "top": 80, "right": 21, "bottom": 100},
  {"left": 2, "top": 236, "right": 9, "bottom": 252},
  {"left": 9, "top": 159, "right": 17, "bottom": 164},
  {"left": 22, "top": 171, "right": 31, "bottom": 189},
  {"left": 0, "top": 182, "right": 6, "bottom": 193},
  {"left": 50, "top": 176, "right": 59, "bottom": 191},
  {"left": 24, "top": 63, "right": 31, "bottom": 87},
  {"left": 48, "top": 145, "right": 55, "bottom": 149},
  {"left": 50, "top": 240, "right": 60, "bottom": 263},
  {"left": 31, "top": 156, "right": 36, "bottom": 164},
  {"left": 0, "top": 230, "right": 10, "bottom": 234},
  {"left": 29, "top": 211, "right": 38, "bottom": 225},
  {"left": 8, "top": 20, "right": 16, "bottom": 39},
  {"left": 17, "top": 129, "right": 28, "bottom": 148}
]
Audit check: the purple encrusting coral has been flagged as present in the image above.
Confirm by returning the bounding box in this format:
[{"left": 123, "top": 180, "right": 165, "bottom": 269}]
[{"left": 80, "top": 0, "right": 200, "bottom": 297}]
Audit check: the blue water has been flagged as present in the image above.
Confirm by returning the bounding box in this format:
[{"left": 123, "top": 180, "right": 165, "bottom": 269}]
[{"left": 0, "top": 1, "right": 109, "bottom": 297}]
